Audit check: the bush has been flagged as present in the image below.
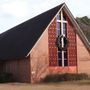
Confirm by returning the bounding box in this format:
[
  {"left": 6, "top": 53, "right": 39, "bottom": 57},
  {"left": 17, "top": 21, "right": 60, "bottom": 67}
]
[
  {"left": 42, "top": 73, "right": 88, "bottom": 83},
  {"left": 0, "top": 73, "right": 13, "bottom": 83}
]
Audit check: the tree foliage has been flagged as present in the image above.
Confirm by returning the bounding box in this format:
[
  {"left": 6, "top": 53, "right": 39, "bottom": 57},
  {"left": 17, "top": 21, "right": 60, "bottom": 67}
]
[{"left": 76, "top": 16, "right": 90, "bottom": 42}]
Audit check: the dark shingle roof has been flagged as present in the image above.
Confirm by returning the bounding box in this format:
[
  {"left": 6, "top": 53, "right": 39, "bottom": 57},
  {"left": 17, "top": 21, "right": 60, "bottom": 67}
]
[{"left": 0, "top": 3, "right": 64, "bottom": 60}]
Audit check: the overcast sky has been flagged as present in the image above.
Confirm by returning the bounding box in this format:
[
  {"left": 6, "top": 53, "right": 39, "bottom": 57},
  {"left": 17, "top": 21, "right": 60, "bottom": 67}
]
[{"left": 0, "top": 0, "right": 90, "bottom": 33}]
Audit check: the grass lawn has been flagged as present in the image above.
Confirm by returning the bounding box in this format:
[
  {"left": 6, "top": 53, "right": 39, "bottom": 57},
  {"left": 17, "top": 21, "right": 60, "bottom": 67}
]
[{"left": 0, "top": 80, "right": 90, "bottom": 90}]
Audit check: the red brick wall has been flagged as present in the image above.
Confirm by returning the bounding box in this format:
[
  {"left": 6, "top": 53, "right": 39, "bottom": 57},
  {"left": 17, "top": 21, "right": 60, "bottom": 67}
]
[
  {"left": 67, "top": 17, "right": 77, "bottom": 66},
  {"left": 48, "top": 19, "right": 58, "bottom": 66},
  {"left": 3, "top": 57, "right": 31, "bottom": 83},
  {"left": 48, "top": 11, "right": 77, "bottom": 73}
]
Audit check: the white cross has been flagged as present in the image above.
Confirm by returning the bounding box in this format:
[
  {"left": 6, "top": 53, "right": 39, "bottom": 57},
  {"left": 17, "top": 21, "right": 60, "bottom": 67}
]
[{"left": 57, "top": 11, "right": 67, "bottom": 67}]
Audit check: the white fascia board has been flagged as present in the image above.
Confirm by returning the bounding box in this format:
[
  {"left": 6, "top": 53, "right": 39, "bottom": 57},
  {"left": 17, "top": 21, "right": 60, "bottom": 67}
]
[{"left": 26, "top": 4, "right": 65, "bottom": 57}]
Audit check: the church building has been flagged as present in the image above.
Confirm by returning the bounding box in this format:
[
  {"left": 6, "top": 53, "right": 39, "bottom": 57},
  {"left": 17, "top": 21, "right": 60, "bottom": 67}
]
[{"left": 0, "top": 3, "right": 90, "bottom": 83}]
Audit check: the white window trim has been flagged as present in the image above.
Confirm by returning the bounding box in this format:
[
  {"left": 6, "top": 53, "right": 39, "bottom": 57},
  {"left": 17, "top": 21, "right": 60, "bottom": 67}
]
[{"left": 57, "top": 10, "right": 67, "bottom": 67}]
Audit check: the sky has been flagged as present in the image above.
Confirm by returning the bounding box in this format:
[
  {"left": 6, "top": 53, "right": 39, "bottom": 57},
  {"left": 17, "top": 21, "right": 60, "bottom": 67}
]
[{"left": 0, "top": 0, "right": 90, "bottom": 33}]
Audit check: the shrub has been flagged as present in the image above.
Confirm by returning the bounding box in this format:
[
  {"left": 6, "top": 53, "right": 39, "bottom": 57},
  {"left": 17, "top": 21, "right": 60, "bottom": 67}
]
[
  {"left": 0, "top": 73, "right": 13, "bottom": 83},
  {"left": 42, "top": 74, "right": 60, "bottom": 82},
  {"left": 42, "top": 73, "right": 88, "bottom": 83}
]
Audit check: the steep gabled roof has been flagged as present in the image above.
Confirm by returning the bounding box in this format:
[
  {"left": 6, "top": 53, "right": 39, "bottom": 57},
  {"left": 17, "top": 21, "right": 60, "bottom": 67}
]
[
  {"left": 0, "top": 3, "right": 89, "bottom": 60},
  {"left": 0, "top": 3, "right": 64, "bottom": 60}
]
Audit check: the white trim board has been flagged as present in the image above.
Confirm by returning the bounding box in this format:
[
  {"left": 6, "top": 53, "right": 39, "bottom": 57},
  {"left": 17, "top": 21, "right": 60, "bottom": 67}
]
[{"left": 26, "top": 4, "right": 65, "bottom": 57}]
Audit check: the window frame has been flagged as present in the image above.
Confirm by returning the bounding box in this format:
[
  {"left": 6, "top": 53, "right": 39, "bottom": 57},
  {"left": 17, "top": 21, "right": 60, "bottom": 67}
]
[{"left": 56, "top": 11, "right": 68, "bottom": 67}]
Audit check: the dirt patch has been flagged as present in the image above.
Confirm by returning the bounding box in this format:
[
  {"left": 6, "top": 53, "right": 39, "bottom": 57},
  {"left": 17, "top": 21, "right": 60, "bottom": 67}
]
[{"left": 0, "top": 80, "right": 90, "bottom": 90}]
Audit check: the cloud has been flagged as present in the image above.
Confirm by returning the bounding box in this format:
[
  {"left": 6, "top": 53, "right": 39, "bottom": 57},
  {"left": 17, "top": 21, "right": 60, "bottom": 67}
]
[
  {"left": 0, "top": 0, "right": 31, "bottom": 33},
  {"left": 0, "top": 0, "right": 29, "bottom": 17},
  {"left": 0, "top": 0, "right": 65, "bottom": 18},
  {"left": 66, "top": 0, "right": 90, "bottom": 17},
  {"left": 0, "top": 0, "right": 74, "bottom": 33},
  {"left": 26, "top": 0, "right": 65, "bottom": 18},
  {"left": 0, "top": 0, "right": 90, "bottom": 33}
]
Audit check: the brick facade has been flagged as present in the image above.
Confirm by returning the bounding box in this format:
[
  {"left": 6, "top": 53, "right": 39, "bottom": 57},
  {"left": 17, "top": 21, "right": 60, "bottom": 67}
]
[
  {"left": 0, "top": 8, "right": 89, "bottom": 83},
  {"left": 30, "top": 29, "right": 49, "bottom": 83},
  {"left": 77, "top": 35, "right": 90, "bottom": 74}
]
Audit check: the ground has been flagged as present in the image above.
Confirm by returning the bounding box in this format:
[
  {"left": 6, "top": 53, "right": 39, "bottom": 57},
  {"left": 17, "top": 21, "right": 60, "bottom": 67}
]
[{"left": 0, "top": 80, "right": 90, "bottom": 90}]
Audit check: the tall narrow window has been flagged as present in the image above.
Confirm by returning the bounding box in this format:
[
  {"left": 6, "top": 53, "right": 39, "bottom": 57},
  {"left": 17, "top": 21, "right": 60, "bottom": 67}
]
[{"left": 56, "top": 11, "right": 68, "bottom": 67}]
